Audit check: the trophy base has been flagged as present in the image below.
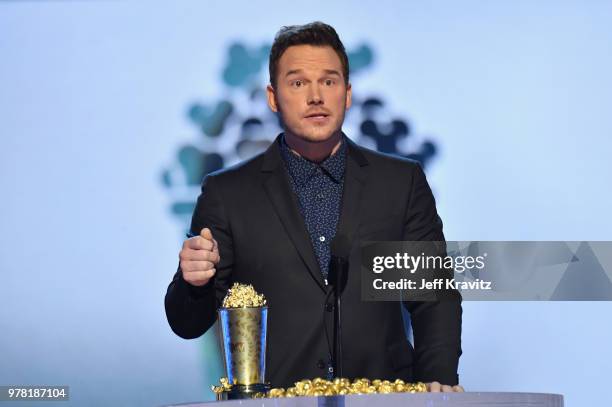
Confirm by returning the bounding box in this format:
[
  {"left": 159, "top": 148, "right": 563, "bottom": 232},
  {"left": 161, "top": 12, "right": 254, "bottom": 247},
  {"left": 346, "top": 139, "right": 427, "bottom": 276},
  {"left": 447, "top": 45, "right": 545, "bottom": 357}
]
[{"left": 216, "top": 383, "right": 271, "bottom": 401}]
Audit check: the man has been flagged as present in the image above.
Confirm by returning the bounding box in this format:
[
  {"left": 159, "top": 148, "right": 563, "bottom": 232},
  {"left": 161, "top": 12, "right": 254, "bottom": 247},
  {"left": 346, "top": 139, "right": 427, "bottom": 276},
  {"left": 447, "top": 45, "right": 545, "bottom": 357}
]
[{"left": 165, "top": 21, "right": 463, "bottom": 392}]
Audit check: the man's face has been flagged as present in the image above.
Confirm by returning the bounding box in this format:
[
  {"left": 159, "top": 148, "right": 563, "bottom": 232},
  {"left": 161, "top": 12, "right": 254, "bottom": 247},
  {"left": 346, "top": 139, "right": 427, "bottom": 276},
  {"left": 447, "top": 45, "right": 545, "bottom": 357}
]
[{"left": 267, "top": 45, "right": 352, "bottom": 143}]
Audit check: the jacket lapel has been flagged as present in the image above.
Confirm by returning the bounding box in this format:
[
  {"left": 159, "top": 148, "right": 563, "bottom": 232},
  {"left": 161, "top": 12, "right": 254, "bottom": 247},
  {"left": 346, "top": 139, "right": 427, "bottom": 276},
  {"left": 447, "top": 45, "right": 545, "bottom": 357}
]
[
  {"left": 335, "top": 137, "right": 368, "bottom": 256},
  {"left": 262, "top": 137, "right": 326, "bottom": 290}
]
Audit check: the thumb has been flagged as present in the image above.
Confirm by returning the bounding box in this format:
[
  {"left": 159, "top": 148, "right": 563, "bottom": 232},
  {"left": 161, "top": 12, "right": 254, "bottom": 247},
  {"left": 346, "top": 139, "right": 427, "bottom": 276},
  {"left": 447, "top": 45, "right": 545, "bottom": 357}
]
[{"left": 200, "top": 227, "right": 214, "bottom": 241}]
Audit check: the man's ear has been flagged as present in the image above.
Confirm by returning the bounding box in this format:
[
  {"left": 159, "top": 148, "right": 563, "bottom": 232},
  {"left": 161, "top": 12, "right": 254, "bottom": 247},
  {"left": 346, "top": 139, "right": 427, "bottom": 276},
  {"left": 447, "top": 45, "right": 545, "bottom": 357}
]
[
  {"left": 266, "top": 84, "right": 278, "bottom": 113},
  {"left": 345, "top": 82, "right": 352, "bottom": 110}
]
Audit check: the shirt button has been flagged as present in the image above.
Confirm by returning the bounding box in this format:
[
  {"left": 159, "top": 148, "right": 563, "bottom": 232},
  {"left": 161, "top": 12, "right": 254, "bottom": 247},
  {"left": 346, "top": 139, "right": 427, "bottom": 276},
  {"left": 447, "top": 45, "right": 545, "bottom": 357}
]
[{"left": 319, "top": 236, "right": 326, "bottom": 242}]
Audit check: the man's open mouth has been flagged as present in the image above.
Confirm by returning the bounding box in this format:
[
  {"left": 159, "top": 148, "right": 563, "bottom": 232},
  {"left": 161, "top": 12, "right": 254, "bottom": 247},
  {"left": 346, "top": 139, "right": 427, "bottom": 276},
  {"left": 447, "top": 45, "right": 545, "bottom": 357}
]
[{"left": 305, "top": 112, "right": 330, "bottom": 119}]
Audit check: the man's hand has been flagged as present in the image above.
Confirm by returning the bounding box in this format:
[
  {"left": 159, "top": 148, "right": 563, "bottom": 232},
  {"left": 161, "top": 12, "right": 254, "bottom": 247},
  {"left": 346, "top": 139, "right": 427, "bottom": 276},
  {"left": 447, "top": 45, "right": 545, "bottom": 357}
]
[
  {"left": 426, "top": 381, "right": 464, "bottom": 392},
  {"left": 179, "top": 228, "right": 220, "bottom": 287}
]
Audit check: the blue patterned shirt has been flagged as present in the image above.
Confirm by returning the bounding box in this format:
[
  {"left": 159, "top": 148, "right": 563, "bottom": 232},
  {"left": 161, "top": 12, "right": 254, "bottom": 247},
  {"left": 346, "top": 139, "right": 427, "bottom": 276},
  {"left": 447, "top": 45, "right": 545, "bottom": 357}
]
[{"left": 279, "top": 134, "right": 347, "bottom": 280}]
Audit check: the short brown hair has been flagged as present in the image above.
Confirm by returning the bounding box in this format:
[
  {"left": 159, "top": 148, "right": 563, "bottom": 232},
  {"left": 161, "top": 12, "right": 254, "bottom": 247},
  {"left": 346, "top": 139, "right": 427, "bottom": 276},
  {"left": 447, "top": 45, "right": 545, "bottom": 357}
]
[{"left": 269, "top": 21, "right": 349, "bottom": 89}]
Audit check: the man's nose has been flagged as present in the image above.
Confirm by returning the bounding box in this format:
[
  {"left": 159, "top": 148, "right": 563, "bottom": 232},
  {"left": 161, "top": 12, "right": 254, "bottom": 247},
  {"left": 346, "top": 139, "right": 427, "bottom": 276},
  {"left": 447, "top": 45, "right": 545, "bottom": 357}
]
[{"left": 307, "top": 83, "right": 323, "bottom": 105}]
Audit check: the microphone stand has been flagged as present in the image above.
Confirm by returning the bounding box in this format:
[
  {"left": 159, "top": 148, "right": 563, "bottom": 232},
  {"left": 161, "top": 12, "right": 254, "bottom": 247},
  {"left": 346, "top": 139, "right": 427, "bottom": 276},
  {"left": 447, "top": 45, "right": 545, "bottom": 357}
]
[{"left": 329, "top": 255, "right": 347, "bottom": 378}]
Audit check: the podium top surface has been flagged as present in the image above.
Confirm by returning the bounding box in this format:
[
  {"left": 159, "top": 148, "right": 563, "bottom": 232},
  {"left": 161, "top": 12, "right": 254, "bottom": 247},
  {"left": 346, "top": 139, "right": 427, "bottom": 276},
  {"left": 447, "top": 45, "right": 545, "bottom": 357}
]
[{"left": 164, "top": 392, "right": 563, "bottom": 407}]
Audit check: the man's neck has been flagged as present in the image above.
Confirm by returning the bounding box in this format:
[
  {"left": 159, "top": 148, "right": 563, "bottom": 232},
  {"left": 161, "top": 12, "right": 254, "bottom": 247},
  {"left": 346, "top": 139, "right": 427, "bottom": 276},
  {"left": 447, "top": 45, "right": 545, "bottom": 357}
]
[{"left": 284, "top": 132, "right": 342, "bottom": 163}]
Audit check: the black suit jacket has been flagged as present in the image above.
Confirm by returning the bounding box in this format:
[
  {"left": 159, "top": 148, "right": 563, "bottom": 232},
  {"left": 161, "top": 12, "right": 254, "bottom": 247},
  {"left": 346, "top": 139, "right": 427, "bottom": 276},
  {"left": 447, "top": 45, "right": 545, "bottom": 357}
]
[{"left": 165, "top": 134, "right": 462, "bottom": 388}]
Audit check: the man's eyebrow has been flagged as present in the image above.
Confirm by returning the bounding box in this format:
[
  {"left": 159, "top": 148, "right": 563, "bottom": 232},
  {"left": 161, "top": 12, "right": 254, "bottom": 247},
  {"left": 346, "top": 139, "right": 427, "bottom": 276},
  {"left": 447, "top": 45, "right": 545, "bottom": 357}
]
[
  {"left": 323, "top": 69, "right": 341, "bottom": 77},
  {"left": 284, "top": 69, "right": 342, "bottom": 77},
  {"left": 285, "top": 69, "right": 303, "bottom": 77}
]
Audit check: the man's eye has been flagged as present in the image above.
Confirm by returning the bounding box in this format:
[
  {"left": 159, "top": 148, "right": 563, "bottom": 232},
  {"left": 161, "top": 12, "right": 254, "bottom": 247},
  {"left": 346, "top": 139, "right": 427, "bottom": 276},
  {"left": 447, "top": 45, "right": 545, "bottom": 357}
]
[
  {"left": 293, "top": 80, "right": 303, "bottom": 88},
  {"left": 324, "top": 79, "right": 335, "bottom": 86}
]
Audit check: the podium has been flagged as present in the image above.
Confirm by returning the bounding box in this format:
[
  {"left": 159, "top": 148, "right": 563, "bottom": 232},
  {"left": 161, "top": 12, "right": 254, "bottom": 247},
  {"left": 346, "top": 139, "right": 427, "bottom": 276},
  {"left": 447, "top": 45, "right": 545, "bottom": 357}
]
[{"left": 164, "top": 392, "right": 563, "bottom": 406}]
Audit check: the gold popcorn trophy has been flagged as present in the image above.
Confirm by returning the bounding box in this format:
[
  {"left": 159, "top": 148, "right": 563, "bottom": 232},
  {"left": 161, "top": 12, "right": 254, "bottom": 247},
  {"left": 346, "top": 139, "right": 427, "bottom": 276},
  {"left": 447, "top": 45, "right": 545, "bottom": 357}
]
[{"left": 213, "top": 283, "right": 270, "bottom": 400}]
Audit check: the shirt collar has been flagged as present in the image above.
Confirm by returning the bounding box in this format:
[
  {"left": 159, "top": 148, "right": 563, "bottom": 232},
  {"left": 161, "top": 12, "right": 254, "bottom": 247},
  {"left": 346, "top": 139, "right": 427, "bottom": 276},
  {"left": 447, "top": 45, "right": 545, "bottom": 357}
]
[{"left": 279, "top": 133, "right": 347, "bottom": 186}]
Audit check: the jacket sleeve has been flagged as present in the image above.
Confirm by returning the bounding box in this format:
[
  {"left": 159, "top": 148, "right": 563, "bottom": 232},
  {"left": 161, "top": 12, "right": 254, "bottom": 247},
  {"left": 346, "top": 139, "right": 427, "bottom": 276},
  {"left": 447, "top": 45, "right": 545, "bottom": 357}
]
[
  {"left": 164, "top": 174, "right": 234, "bottom": 339},
  {"left": 401, "top": 163, "right": 463, "bottom": 385}
]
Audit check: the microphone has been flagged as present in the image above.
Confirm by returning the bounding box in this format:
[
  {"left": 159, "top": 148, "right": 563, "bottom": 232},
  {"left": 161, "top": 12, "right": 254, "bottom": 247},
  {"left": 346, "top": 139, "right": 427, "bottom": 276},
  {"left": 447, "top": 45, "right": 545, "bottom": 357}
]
[
  {"left": 328, "top": 235, "right": 350, "bottom": 378},
  {"left": 329, "top": 235, "right": 350, "bottom": 294}
]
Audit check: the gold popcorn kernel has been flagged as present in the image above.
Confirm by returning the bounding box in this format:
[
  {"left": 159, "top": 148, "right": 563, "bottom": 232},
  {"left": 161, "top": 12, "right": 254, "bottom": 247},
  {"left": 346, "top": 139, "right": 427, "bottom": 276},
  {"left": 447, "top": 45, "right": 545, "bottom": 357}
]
[{"left": 269, "top": 388, "right": 285, "bottom": 398}]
